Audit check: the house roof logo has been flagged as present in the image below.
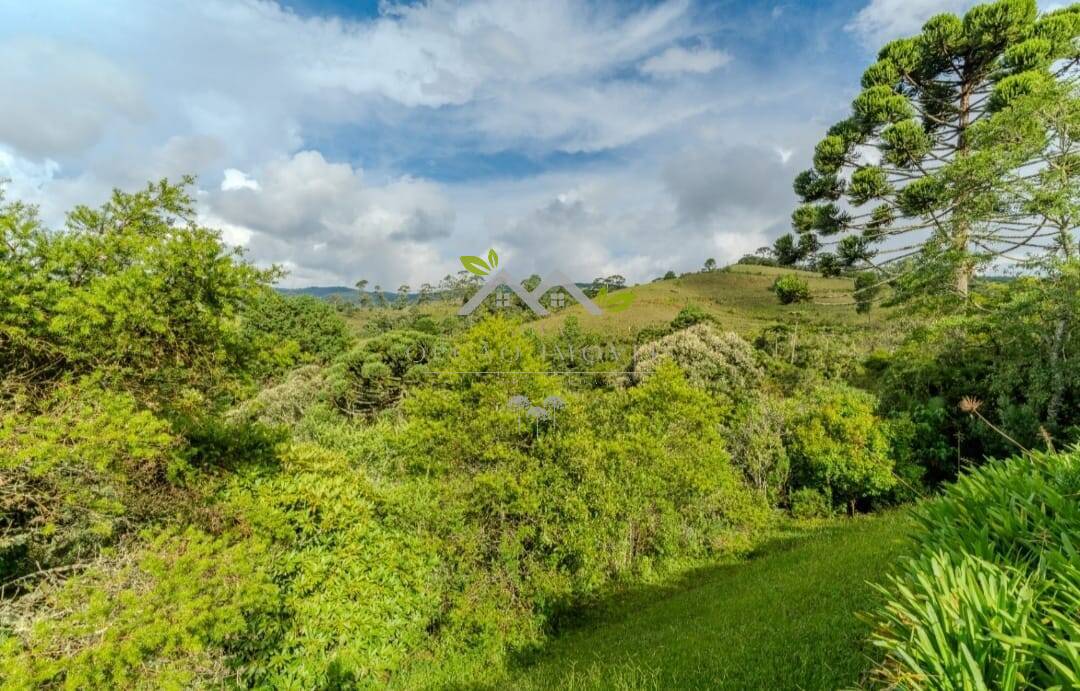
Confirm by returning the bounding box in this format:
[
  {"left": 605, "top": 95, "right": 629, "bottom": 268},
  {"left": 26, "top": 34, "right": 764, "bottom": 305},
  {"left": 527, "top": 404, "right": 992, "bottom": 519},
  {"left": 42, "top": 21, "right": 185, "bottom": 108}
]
[{"left": 456, "top": 248, "right": 602, "bottom": 317}]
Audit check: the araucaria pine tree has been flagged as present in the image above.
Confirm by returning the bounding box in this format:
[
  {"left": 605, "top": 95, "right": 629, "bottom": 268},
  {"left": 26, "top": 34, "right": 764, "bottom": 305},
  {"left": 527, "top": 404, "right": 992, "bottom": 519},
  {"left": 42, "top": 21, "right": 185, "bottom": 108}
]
[{"left": 793, "top": 0, "right": 1080, "bottom": 301}]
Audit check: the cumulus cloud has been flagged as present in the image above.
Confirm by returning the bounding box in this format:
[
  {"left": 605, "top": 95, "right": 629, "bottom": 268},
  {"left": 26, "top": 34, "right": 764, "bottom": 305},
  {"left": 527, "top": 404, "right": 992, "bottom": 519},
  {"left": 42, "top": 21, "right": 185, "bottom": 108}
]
[
  {"left": 0, "top": 0, "right": 854, "bottom": 287},
  {"left": 641, "top": 44, "right": 732, "bottom": 77},
  {"left": 207, "top": 151, "right": 455, "bottom": 287},
  {"left": 0, "top": 37, "right": 148, "bottom": 159},
  {"left": 845, "top": 0, "right": 976, "bottom": 47},
  {"left": 221, "top": 168, "right": 260, "bottom": 191}
]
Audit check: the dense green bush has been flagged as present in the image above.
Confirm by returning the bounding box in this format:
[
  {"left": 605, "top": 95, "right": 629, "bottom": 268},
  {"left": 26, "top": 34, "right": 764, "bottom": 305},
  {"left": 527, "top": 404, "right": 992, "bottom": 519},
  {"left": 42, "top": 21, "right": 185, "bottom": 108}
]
[
  {"left": 381, "top": 318, "right": 768, "bottom": 678},
  {"left": 223, "top": 443, "right": 443, "bottom": 688},
  {"left": 240, "top": 289, "right": 353, "bottom": 372},
  {"left": 0, "top": 380, "right": 187, "bottom": 584},
  {"left": 770, "top": 274, "right": 811, "bottom": 304},
  {"left": 725, "top": 392, "right": 790, "bottom": 504},
  {"left": 632, "top": 324, "right": 762, "bottom": 397},
  {"left": 789, "top": 487, "right": 831, "bottom": 519},
  {"left": 877, "top": 259, "right": 1080, "bottom": 483},
  {"left": 869, "top": 448, "right": 1080, "bottom": 688},
  {"left": 328, "top": 329, "right": 443, "bottom": 415},
  {"left": 0, "top": 179, "right": 274, "bottom": 407},
  {"left": 0, "top": 528, "right": 278, "bottom": 689},
  {"left": 785, "top": 382, "right": 896, "bottom": 513}
]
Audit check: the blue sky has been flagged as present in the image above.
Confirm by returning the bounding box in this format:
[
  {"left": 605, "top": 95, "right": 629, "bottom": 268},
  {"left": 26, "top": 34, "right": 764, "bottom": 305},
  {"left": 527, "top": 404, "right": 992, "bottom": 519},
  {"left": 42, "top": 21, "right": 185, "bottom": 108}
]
[{"left": 0, "top": 0, "right": 983, "bottom": 286}]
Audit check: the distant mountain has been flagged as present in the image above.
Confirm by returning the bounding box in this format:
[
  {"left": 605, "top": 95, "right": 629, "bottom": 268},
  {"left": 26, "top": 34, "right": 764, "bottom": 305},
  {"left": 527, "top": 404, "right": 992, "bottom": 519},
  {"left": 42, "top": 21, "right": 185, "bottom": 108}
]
[{"left": 277, "top": 286, "right": 358, "bottom": 300}]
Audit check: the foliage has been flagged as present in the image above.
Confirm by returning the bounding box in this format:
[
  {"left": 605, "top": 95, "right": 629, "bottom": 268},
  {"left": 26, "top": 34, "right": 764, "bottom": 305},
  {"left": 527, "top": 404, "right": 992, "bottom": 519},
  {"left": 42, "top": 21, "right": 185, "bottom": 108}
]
[
  {"left": 328, "top": 330, "right": 444, "bottom": 415},
  {"left": 789, "top": 487, "right": 832, "bottom": 519},
  {"left": 240, "top": 289, "right": 353, "bottom": 374},
  {"left": 382, "top": 320, "right": 768, "bottom": 676},
  {"left": 0, "top": 380, "right": 186, "bottom": 584},
  {"left": 792, "top": 0, "right": 1080, "bottom": 298},
  {"left": 0, "top": 179, "right": 275, "bottom": 407},
  {"left": 770, "top": 274, "right": 811, "bottom": 304},
  {"left": 669, "top": 303, "right": 712, "bottom": 330},
  {"left": 877, "top": 258, "right": 1080, "bottom": 481},
  {"left": 222, "top": 444, "right": 442, "bottom": 688},
  {"left": 0, "top": 528, "right": 278, "bottom": 690},
  {"left": 632, "top": 324, "right": 763, "bottom": 397},
  {"left": 724, "top": 393, "right": 790, "bottom": 504},
  {"left": 785, "top": 383, "right": 897, "bottom": 512},
  {"left": 869, "top": 447, "right": 1080, "bottom": 688}
]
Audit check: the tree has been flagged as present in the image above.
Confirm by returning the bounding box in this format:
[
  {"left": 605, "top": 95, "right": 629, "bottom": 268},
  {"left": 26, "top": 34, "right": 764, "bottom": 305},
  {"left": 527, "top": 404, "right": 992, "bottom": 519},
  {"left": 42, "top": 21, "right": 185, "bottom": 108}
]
[
  {"left": 395, "top": 284, "right": 411, "bottom": 309},
  {"left": 372, "top": 284, "right": 385, "bottom": 308},
  {"left": 853, "top": 271, "right": 883, "bottom": 313},
  {"left": 771, "top": 274, "right": 812, "bottom": 304},
  {"left": 417, "top": 283, "right": 434, "bottom": 304},
  {"left": 703, "top": 257, "right": 717, "bottom": 272},
  {"left": 663, "top": 270, "right": 677, "bottom": 280},
  {"left": 0, "top": 177, "right": 276, "bottom": 401},
  {"left": 792, "top": 1, "right": 1080, "bottom": 300},
  {"left": 355, "top": 279, "right": 370, "bottom": 308}
]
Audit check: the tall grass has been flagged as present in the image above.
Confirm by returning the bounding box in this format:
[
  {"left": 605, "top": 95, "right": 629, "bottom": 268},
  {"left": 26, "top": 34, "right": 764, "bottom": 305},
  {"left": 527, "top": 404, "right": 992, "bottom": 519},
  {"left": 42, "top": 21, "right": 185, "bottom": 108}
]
[{"left": 869, "top": 447, "right": 1080, "bottom": 689}]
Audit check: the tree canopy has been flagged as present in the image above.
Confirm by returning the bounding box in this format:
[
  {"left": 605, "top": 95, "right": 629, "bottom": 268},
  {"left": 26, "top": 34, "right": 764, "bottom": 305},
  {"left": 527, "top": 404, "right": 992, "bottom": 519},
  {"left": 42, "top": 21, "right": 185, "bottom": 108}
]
[{"left": 793, "top": 0, "right": 1080, "bottom": 301}]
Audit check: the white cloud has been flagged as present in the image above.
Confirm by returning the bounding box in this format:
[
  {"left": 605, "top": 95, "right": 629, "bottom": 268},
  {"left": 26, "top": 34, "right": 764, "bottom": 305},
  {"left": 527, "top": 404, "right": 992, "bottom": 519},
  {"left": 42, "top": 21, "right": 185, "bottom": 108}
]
[
  {"left": 0, "top": 0, "right": 847, "bottom": 287},
  {"left": 221, "top": 168, "right": 260, "bottom": 191},
  {"left": 641, "top": 44, "right": 732, "bottom": 77},
  {"left": 208, "top": 151, "right": 456, "bottom": 287},
  {"left": 0, "top": 37, "right": 148, "bottom": 159},
  {"left": 845, "top": 0, "right": 976, "bottom": 47}
]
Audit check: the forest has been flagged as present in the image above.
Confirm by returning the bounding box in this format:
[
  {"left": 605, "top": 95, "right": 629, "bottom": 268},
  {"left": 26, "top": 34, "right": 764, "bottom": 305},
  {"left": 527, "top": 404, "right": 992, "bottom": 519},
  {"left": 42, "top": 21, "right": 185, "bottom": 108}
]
[{"left": 2, "top": 0, "right": 1080, "bottom": 689}]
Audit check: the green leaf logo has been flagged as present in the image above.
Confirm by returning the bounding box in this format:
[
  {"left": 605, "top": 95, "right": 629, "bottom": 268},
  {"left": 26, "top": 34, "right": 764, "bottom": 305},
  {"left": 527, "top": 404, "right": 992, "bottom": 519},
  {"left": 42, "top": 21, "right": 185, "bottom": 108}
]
[
  {"left": 461, "top": 255, "right": 491, "bottom": 276},
  {"left": 461, "top": 249, "right": 499, "bottom": 276}
]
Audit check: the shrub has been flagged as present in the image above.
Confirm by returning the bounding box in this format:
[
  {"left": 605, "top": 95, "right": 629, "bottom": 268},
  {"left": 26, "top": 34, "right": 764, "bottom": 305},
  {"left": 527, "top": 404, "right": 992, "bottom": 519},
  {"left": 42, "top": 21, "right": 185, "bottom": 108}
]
[
  {"left": 669, "top": 304, "right": 712, "bottom": 330},
  {"left": 771, "top": 274, "right": 811, "bottom": 304},
  {"left": 0, "top": 528, "right": 278, "bottom": 689},
  {"left": 241, "top": 290, "right": 353, "bottom": 370},
  {"left": 789, "top": 487, "right": 831, "bottom": 519},
  {"left": 725, "top": 393, "right": 790, "bottom": 504},
  {"left": 328, "top": 330, "right": 443, "bottom": 415},
  {"left": 632, "top": 324, "right": 763, "bottom": 397},
  {"left": 0, "top": 178, "right": 275, "bottom": 405},
  {"left": 381, "top": 319, "right": 768, "bottom": 675},
  {"left": 0, "top": 380, "right": 186, "bottom": 583},
  {"left": 785, "top": 382, "right": 896, "bottom": 513},
  {"left": 869, "top": 448, "right": 1080, "bottom": 688},
  {"left": 222, "top": 443, "right": 442, "bottom": 688}
]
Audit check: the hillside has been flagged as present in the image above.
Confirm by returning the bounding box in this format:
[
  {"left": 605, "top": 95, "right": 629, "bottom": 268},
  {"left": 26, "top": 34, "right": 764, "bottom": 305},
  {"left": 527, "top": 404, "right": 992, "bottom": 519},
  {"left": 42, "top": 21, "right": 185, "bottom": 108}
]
[{"left": 528, "top": 265, "right": 887, "bottom": 340}]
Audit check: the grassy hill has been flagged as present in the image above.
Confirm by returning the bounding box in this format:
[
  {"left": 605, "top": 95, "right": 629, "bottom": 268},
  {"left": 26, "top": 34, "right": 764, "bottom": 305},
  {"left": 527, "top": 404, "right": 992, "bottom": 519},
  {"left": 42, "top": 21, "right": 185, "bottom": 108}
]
[
  {"left": 528, "top": 265, "right": 886, "bottom": 340},
  {"left": 337, "top": 264, "right": 896, "bottom": 348}
]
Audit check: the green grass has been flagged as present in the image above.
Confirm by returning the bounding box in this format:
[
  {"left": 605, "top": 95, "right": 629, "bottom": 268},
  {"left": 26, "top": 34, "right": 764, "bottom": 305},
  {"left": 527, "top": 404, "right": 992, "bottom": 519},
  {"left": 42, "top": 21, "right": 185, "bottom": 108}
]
[
  {"left": 527, "top": 265, "right": 891, "bottom": 341},
  {"left": 499, "top": 512, "right": 912, "bottom": 690}
]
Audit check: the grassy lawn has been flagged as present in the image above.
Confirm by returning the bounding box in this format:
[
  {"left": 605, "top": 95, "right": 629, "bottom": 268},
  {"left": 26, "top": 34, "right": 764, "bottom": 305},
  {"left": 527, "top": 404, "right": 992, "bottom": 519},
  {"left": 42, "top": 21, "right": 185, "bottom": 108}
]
[{"left": 499, "top": 511, "right": 912, "bottom": 690}]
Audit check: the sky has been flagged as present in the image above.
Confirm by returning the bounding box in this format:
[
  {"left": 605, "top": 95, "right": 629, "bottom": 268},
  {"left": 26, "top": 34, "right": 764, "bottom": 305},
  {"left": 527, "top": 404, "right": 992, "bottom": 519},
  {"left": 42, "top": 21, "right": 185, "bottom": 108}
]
[{"left": 0, "top": 0, "right": 988, "bottom": 288}]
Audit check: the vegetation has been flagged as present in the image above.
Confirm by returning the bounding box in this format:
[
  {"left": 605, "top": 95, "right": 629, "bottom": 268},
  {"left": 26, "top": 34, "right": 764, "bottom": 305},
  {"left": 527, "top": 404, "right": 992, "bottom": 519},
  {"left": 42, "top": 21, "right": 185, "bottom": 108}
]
[
  {"left": 2, "top": 2, "right": 1079, "bottom": 687},
  {"left": 792, "top": 0, "right": 1080, "bottom": 299},
  {"left": 505, "top": 512, "right": 912, "bottom": 690},
  {"left": 869, "top": 447, "right": 1080, "bottom": 688}
]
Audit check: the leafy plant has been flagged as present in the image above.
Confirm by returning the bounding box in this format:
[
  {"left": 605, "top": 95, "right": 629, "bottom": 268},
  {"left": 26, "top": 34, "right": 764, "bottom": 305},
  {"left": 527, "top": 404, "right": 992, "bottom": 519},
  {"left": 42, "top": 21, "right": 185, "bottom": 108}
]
[
  {"left": 771, "top": 274, "right": 811, "bottom": 304},
  {"left": 869, "top": 447, "right": 1080, "bottom": 688}
]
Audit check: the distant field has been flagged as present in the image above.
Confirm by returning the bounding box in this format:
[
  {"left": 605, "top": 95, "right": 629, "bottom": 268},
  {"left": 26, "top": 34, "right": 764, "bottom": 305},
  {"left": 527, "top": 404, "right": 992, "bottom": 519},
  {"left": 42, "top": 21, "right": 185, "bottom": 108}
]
[
  {"left": 337, "top": 265, "right": 900, "bottom": 352},
  {"left": 527, "top": 265, "right": 887, "bottom": 340},
  {"left": 499, "top": 511, "right": 912, "bottom": 690}
]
